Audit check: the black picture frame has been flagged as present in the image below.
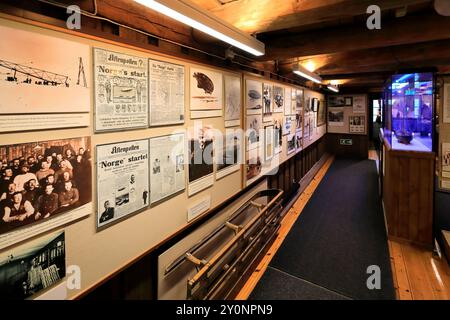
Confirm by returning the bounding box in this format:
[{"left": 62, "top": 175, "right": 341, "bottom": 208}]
[{"left": 345, "top": 96, "right": 353, "bottom": 106}]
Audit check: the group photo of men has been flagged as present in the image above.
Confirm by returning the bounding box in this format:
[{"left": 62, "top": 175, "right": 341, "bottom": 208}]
[{"left": 0, "top": 138, "right": 92, "bottom": 235}]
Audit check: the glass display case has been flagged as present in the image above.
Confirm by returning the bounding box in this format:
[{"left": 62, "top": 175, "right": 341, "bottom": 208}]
[{"left": 383, "top": 72, "right": 434, "bottom": 152}]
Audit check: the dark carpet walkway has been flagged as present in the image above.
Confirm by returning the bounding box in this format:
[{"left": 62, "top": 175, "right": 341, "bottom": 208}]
[{"left": 250, "top": 158, "right": 395, "bottom": 300}]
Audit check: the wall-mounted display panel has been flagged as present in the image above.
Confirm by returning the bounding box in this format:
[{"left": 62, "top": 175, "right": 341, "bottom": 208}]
[
  {"left": 224, "top": 75, "right": 241, "bottom": 127},
  {"left": 246, "top": 79, "right": 263, "bottom": 115},
  {"left": 0, "top": 24, "right": 90, "bottom": 132},
  {"left": 94, "top": 48, "right": 149, "bottom": 132},
  {"left": 149, "top": 59, "right": 185, "bottom": 126},
  {"left": 96, "top": 139, "right": 149, "bottom": 229},
  {"left": 150, "top": 134, "right": 186, "bottom": 204},
  {"left": 190, "top": 67, "right": 223, "bottom": 119},
  {"left": 188, "top": 126, "right": 214, "bottom": 196},
  {"left": 216, "top": 131, "right": 241, "bottom": 180},
  {"left": 0, "top": 231, "right": 65, "bottom": 300},
  {"left": 0, "top": 137, "right": 91, "bottom": 249}
]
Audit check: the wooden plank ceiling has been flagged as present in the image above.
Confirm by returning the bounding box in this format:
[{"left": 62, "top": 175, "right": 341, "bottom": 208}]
[{"left": 189, "top": 0, "right": 450, "bottom": 92}]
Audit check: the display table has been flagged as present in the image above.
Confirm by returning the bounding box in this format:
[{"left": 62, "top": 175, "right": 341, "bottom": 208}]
[{"left": 381, "top": 130, "right": 435, "bottom": 247}]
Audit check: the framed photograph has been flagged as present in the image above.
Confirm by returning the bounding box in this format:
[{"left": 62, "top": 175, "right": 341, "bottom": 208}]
[
  {"left": 246, "top": 79, "right": 263, "bottom": 115},
  {"left": 328, "top": 108, "right": 345, "bottom": 127},
  {"left": 247, "top": 114, "right": 262, "bottom": 150},
  {"left": 296, "top": 130, "right": 303, "bottom": 152},
  {"left": 0, "top": 137, "right": 91, "bottom": 249},
  {"left": 216, "top": 132, "right": 241, "bottom": 180},
  {"left": 264, "top": 125, "right": 274, "bottom": 161},
  {"left": 274, "top": 119, "right": 283, "bottom": 154},
  {"left": 150, "top": 133, "right": 186, "bottom": 204},
  {"left": 273, "top": 85, "right": 284, "bottom": 113},
  {"left": 188, "top": 126, "right": 214, "bottom": 196},
  {"left": 287, "top": 133, "right": 296, "bottom": 155},
  {"left": 328, "top": 96, "right": 345, "bottom": 107},
  {"left": 190, "top": 67, "right": 223, "bottom": 118},
  {"left": 312, "top": 98, "right": 319, "bottom": 112},
  {"left": 353, "top": 95, "right": 366, "bottom": 114},
  {"left": 149, "top": 59, "right": 185, "bottom": 126},
  {"left": 296, "top": 89, "right": 304, "bottom": 111},
  {"left": 94, "top": 48, "right": 149, "bottom": 132},
  {"left": 96, "top": 139, "right": 149, "bottom": 229},
  {"left": 349, "top": 115, "right": 365, "bottom": 134},
  {"left": 0, "top": 231, "right": 65, "bottom": 299},
  {"left": 224, "top": 75, "right": 242, "bottom": 127},
  {"left": 344, "top": 96, "right": 353, "bottom": 106},
  {"left": 246, "top": 153, "right": 262, "bottom": 182},
  {"left": 443, "top": 143, "right": 450, "bottom": 172},
  {"left": 0, "top": 23, "right": 90, "bottom": 132},
  {"left": 263, "top": 83, "right": 273, "bottom": 121}
]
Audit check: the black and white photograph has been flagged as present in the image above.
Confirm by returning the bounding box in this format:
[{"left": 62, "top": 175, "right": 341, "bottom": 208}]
[
  {"left": 349, "top": 115, "right": 366, "bottom": 134},
  {"left": 296, "top": 110, "right": 303, "bottom": 129},
  {"left": 344, "top": 96, "right": 353, "bottom": 106},
  {"left": 246, "top": 79, "right": 263, "bottom": 115},
  {"left": 352, "top": 95, "right": 366, "bottom": 113},
  {"left": 0, "top": 231, "right": 65, "bottom": 300},
  {"left": 224, "top": 75, "right": 241, "bottom": 127},
  {"left": 246, "top": 155, "right": 262, "bottom": 182},
  {"left": 0, "top": 23, "right": 90, "bottom": 132},
  {"left": 0, "top": 137, "right": 91, "bottom": 247},
  {"left": 190, "top": 67, "right": 223, "bottom": 118},
  {"left": 96, "top": 139, "right": 149, "bottom": 229},
  {"left": 304, "top": 114, "right": 311, "bottom": 139},
  {"left": 94, "top": 48, "right": 149, "bottom": 131},
  {"left": 216, "top": 132, "right": 241, "bottom": 179},
  {"left": 188, "top": 126, "right": 215, "bottom": 196},
  {"left": 287, "top": 133, "right": 296, "bottom": 155},
  {"left": 263, "top": 83, "right": 273, "bottom": 120},
  {"left": 274, "top": 119, "right": 283, "bottom": 154},
  {"left": 149, "top": 59, "right": 185, "bottom": 126},
  {"left": 328, "top": 108, "right": 345, "bottom": 127},
  {"left": 296, "top": 89, "right": 304, "bottom": 111},
  {"left": 150, "top": 133, "right": 186, "bottom": 204},
  {"left": 296, "top": 130, "right": 303, "bottom": 152},
  {"left": 328, "top": 96, "right": 345, "bottom": 107},
  {"left": 273, "top": 85, "right": 284, "bottom": 113},
  {"left": 246, "top": 114, "right": 262, "bottom": 150}
]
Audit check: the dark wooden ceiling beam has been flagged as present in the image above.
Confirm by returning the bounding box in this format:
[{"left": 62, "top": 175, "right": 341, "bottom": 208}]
[{"left": 262, "top": 12, "right": 450, "bottom": 61}]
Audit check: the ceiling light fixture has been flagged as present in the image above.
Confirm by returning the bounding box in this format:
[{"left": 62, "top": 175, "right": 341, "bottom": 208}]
[
  {"left": 327, "top": 84, "right": 339, "bottom": 93},
  {"left": 134, "top": 0, "right": 265, "bottom": 56},
  {"left": 293, "top": 64, "right": 322, "bottom": 84}
]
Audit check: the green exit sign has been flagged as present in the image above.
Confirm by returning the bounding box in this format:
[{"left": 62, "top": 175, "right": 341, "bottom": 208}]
[{"left": 340, "top": 139, "right": 353, "bottom": 146}]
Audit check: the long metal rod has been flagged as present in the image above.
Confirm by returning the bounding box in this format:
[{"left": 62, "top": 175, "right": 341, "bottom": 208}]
[{"left": 188, "top": 189, "right": 283, "bottom": 287}]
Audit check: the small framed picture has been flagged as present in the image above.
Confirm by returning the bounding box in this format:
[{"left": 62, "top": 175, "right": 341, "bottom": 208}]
[{"left": 345, "top": 96, "right": 353, "bottom": 106}]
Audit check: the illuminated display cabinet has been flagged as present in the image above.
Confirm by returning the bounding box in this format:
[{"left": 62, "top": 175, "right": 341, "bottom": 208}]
[
  {"left": 380, "top": 72, "right": 435, "bottom": 246},
  {"left": 383, "top": 72, "right": 434, "bottom": 151}
]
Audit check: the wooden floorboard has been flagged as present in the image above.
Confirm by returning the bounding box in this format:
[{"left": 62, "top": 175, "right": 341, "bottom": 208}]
[
  {"left": 234, "top": 155, "right": 335, "bottom": 300},
  {"left": 389, "top": 239, "right": 450, "bottom": 300}
]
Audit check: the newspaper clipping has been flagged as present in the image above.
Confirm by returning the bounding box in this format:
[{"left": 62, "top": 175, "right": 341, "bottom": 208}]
[
  {"left": 96, "top": 139, "right": 149, "bottom": 228},
  {"left": 94, "top": 48, "right": 149, "bottom": 131},
  {"left": 149, "top": 59, "right": 185, "bottom": 126},
  {"left": 149, "top": 133, "right": 186, "bottom": 204}
]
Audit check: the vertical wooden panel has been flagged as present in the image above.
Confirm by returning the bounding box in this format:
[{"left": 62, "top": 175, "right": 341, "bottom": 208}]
[
  {"left": 398, "top": 157, "right": 410, "bottom": 239},
  {"left": 390, "top": 156, "right": 400, "bottom": 238},
  {"left": 418, "top": 159, "right": 433, "bottom": 244},
  {"left": 408, "top": 159, "right": 420, "bottom": 242}
]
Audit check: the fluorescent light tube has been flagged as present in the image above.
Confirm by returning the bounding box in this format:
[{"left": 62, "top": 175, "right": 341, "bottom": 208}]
[
  {"left": 327, "top": 85, "right": 339, "bottom": 93},
  {"left": 293, "top": 69, "right": 322, "bottom": 84},
  {"left": 134, "top": 0, "right": 265, "bottom": 56}
]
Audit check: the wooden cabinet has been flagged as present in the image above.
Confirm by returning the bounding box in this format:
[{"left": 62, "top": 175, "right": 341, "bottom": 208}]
[{"left": 382, "top": 137, "right": 435, "bottom": 247}]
